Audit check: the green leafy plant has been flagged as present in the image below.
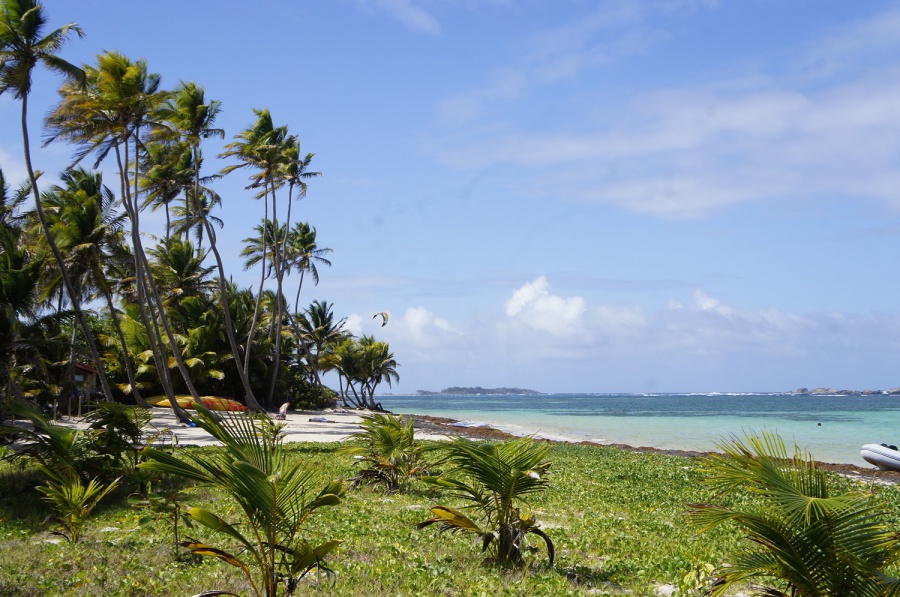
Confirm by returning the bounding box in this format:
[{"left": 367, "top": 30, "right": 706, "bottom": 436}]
[
  {"left": 688, "top": 431, "right": 900, "bottom": 596},
  {"left": 418, "top": 436, "right": 555, "bottom": 569},
  {"left": 139, "top": 405, "right": 344, "bottom": 597},
  {"left": 339, "top": 413, "right": 429, "bottom": 493},
  {"left": 129, "top": 488, "right": 194, "bottom": 560},
  {"left": 1, "top": 399, "right": 86, "bottom": 473},
  {"left": 83, "top": 401, "right": 154, "bottom": 469},
  {"left": 35, "top": 465, "right": 119, "bottom": 543}
]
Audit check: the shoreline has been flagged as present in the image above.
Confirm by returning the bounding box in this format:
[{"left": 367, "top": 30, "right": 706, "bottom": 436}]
[
  {"left": 406, "top": 413, "right": 900, "bottom": 484},
  {"left": 32, "top": 406, "right": 899, "bottom": 483}
]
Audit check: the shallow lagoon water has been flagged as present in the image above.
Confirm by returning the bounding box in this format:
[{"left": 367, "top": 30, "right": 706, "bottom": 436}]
[{"left": 379, "top": 393, "right": 900, "bottom": 467}]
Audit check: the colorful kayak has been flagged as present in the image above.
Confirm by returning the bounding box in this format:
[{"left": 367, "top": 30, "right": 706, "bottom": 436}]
[
  {"left": 200, "top": 397, "right": 249, "bottom": 412},
  {"left": 146, "top": 395, "right": 249, "bottom": 412}
]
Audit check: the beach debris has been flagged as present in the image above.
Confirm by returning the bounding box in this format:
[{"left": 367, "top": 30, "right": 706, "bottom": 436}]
[
  {"left": 309, "top": 417, "right": 334, "bottom": 423},
  {"left": 373, "top": 311, "right": 389, "bottom": 327}
]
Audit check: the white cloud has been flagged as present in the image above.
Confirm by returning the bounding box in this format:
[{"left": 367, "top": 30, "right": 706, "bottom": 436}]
[
  {"left": 504, "top": 276, "right": 587, "bottom": 337},
  {"left": 374, "top": 278, "right": 900, "bottom": 392},
  {"left": 345, "top": 313, "right": 365, "bottom": 336},
  {"left": 427, "top": 4, "right": 900, "bottom": 218},
  {"left": 370, "top": 0, "right": 442, "bottom": 35},
  {"left": 435, "top": 0, "right": 716, "bottom": 124}
]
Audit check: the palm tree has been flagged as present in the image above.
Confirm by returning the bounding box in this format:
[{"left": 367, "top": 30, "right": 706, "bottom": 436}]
[
  {"left": 170, "top": 185, "right": 223, "bottom": 249},
  {"left": 138, "top": 140, "right": 193, "bottom": 240},
  {"left": 0, "top": 223, "right": 44, "bottom": 406},
  {"left": 329, "top": 338, "right": 363, "bottom": 408},
  {"left": 419, "top": 437, "right": 555, "bottom": 569},
  {"left": 147, "top": 236, "right": 215, "bottom": 312},
  {"left": 220, "top": 109, "right": 293, "bottom": 396},
  {"left": 39, "top": 167, "right": 151, "bottom": 407},
  {"left": 45, "top": 50, "right": 202, "bottom": 420},
  {"left": 295, "top": 300, "right": 345, "bottom": 395},
  {"left": 688, "top": 431, "right": 900, "bottom": 596},
  {"left": 139, "top": 406, "right": 344, "bottom": 597},
  {"left": 0, "top": 0, "right": 117, "bottom": 401},
  {"left": 284, "top": 222, "right": 331, "bottom": 313},
  {"left": 159, "top": 82, "right": 264, "bottom": 410},
  {"left": 358, "top": 335, "right": 399, "bottom": 409}
]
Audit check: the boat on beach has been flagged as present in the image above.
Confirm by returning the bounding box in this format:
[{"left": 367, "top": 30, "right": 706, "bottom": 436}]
[
  {"left": 146, "top": 395, "right": 249, "bottom": 412},
  {"left": 860, "top": 443, "right": 900, "bottom": 471}
]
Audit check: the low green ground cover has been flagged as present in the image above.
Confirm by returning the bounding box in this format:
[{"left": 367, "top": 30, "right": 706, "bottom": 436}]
[{"left": 1, "top": 441, "right": 897, "bottom": 596}]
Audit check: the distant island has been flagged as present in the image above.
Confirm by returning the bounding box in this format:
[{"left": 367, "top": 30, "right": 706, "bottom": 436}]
[
  {"left": 793, "top": 387, "right": 900, "bottom": 396},
  {"left": 417, "top": 386, "right": 542, "bottom": 396}
]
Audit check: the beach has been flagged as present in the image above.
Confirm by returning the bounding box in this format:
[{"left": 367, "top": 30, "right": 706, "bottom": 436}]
[
  {"left": 40, "top": 405, "right": 900, "bottom": 484},
  {"left": 45, "top": 407, "right": 452, "bottom": 446}
]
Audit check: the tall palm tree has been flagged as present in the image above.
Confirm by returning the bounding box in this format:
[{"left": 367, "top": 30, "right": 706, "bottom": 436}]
[
  {"left": 220, "top": 109, "right": 293, "bottom": 397},
  {"left": 160, "top": 82, "right": 263, "bottom": 410},
  {"left": 0, "top": 0, "right": 117, "bottom": 401},
  {"left": 39, "top": 167, "right": 151, "bottom": 407},
  {"left": 45, "top": 50, "right": 201, "bottom": 420}
]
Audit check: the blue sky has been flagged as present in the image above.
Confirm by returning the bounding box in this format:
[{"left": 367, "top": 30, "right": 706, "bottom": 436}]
[{"left": 4, "top": 0, "right": 900, "bottom": 393}]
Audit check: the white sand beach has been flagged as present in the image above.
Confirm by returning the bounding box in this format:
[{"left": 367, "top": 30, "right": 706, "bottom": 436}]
[{"left": 46, "top": 407, "right": 451, "bottom": 447}]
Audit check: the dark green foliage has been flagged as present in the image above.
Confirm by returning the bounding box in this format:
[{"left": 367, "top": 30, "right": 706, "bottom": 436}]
[
  {"left": 419, "top": 437, "right": 555, "bottom": 569},
  {"left": 281, "top": 369, "right": 335, "bottom": 410},
  {"left": 82, "top": 401, "right": 153, "bottom": 469},
  {"left": 689, "top": 431, "right": 900, "bottom": 596},
  {"left": 339, "top": 413, "right": 430, "bottom": 492},
  {"left": 139, "top": 406, "right": 344, "bottom": 597}
]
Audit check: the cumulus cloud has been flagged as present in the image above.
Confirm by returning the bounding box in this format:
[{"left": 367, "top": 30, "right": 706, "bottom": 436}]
[
  {"left": 504, "top": 276, "right": 587, "bottom": 337},
  {"left": 364, "top": 278, "right": 900, "bottom": 392}
]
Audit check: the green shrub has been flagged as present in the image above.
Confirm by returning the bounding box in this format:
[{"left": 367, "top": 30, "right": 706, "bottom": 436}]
[
  {"left": 419, "top": 437, "right": 555, "bottom": 569},
  {"left": 339, "top": 413, "right": 430, "bottom": 493},
  {"left": 139, "top": 405, "right": 344, "bottom": 597},
  {"left": 688, "top": 431, "right": 900, "bottom": 596}
]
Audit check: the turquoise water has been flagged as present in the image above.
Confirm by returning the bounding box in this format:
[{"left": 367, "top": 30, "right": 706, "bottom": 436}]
[{"left": 378, "top": 393, "right": 900, "bottom": 467}]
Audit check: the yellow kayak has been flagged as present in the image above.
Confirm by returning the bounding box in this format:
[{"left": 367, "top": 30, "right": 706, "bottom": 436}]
[
  {"left": 146, "top": 395, "right": 249, "bottom": 412},
  {"left": 146, "top": 395, "right": 193, "bottom": 409}
]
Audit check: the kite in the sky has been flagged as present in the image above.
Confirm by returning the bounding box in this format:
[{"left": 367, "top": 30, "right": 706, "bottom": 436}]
[{"left": 373, "top": 312, "right": 389, "bottom": 327}]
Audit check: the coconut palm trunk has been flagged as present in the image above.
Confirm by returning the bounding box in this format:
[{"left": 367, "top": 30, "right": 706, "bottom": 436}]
[
  {"left": 189, "top": 165, "right": 263, "bottom": 411},
  {"left": 19, "top": 93, "right": 115, "bottom": 402},
  {"left": 243, "top": 181, "right": 270, "bottom": 389}
]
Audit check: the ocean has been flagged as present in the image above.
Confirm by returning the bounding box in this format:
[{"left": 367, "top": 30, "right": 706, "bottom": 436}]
[{"left": 377, "top": 392, "right": 900, "bottom": 467}]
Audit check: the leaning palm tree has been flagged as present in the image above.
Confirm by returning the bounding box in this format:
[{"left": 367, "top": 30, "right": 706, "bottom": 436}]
[
  {"left": 0, "top": 0, "right": 116, "bottom": 401},
  {"left": 39, "top": 167, "right": 151, "bottom": 407},
  {"left": 45, "top": 50, "right": 203, "bottom": 420},
  {"left": 688, "top": 431, "right": 900, "bottom": 596}
]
